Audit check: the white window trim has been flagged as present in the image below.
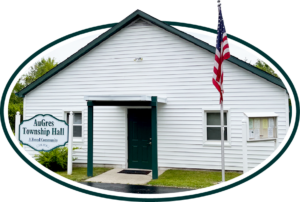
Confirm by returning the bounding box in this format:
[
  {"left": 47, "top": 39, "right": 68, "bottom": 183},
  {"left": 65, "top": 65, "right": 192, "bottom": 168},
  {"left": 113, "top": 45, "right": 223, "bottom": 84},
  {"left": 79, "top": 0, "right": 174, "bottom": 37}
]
[
  {"left": 243, "top": 112, "right": 279, "bottom": 142},
  {"left": 62, "top": 109, "right": 84, "bottom": 143},
  {"left": 202, "top": 108, "right": 231, "bottom": 147}
]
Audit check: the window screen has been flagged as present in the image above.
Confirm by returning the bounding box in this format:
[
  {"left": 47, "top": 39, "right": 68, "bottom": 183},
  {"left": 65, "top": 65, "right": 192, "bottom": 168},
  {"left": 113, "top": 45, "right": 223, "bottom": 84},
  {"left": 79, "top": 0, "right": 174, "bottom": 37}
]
[
  {"left": 67, "top": 112, "right": 82, "bottom": 138},
  {"left": 206, "top": 112, "right": 227, "bottom": 141}
]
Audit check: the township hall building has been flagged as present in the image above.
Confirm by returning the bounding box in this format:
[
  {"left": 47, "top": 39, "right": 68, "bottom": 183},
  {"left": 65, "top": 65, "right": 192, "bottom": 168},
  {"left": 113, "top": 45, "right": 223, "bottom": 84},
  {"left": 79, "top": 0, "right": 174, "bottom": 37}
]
[{"left": 16, "top": 10, "right": 289, "bottom": 177}]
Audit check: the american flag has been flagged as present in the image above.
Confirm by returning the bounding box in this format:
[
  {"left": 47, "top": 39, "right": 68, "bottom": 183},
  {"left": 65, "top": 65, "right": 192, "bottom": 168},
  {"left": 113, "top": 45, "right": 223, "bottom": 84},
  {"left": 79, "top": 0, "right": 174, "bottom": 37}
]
[{"left": 212, "top": 5, "right": 230, "bottom": 104}]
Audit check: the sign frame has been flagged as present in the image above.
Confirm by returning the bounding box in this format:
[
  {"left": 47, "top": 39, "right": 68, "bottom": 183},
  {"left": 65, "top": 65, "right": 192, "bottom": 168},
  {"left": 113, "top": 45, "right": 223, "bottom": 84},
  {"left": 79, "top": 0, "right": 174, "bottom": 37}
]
[
  {"left": 19, "top": 114, "right": 69, "bottom": 152},
  {"left": 244, "top": 112, "right": 279, "bottom": 142}
]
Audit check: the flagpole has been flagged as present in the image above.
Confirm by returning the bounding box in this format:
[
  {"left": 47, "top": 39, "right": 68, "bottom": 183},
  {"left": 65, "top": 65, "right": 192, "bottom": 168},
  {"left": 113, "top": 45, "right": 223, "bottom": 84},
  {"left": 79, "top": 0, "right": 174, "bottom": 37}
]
[
  {"left": 217, "top": 0, "right": 225, "bottom": 184},
  {"left": 217, "top": 0, "right": 222, "bottom": 15},
  {"left": 221, "top": 101, "right": 225, "bottom": 182}
]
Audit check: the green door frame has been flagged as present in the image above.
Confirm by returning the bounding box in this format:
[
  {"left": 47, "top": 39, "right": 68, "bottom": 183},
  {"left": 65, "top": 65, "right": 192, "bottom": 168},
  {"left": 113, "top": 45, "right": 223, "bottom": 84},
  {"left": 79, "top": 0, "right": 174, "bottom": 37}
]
[
  {"left": 86, "top": 97, "right": 158, "bottom": 179},
  {"left": 151, "top": 97, "right": 158, "bottom": 179},
  {"left": 127, "top": 108, "right": 152, "bottom": 170},
  {"left": 289, "top": 105, "right": 292, "bottom": 125}
]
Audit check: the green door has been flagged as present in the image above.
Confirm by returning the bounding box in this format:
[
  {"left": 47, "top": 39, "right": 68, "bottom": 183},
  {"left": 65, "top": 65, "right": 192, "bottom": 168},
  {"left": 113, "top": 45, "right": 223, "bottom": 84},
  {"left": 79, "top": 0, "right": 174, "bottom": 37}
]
[{"left": 128, "top": 109, "right": 152, "bottom": 169}]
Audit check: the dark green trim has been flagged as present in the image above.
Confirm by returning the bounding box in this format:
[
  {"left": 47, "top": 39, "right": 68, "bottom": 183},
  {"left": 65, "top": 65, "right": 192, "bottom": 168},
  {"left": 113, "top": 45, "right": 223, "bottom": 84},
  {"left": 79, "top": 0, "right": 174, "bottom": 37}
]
[
  {"left": 90, "top": 101, "right": 152, "bottom": 106},
  {"left": 159, "top": 20, "right": 289, "bottom": 93},
  {"left": 127, "top": 109, "right": 152, "bottom": 170},
  {"left": 289, "top": 105, "right": 294, "bottom": 126},
  {"left": 19, "top": 114, "right": 69, "bottom": 152},
  {"left": 15, "top": 10, "right": 285, "bottom": 98},
  {"left": 151, "top": 96, "right": 158, "bottom": 180},
  {"left": 228, "top": 56, "right": 283, "bottom": 87},
  {"left": 87, "top": 103, "right": 93, "bottom": 177},
  {"left": 151, "top": 99, "right": 157, "bottom": 107},
  {"left": 289, "top": 105, "right": 292, "bottom": 125},
  {"left": 87, "top": 101, "right": 94, "bottom": 107}
]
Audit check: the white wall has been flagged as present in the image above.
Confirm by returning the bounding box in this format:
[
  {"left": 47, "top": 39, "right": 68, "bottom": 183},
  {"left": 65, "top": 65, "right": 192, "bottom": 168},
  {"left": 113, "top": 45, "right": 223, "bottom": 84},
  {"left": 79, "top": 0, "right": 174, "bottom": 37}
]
[{"left": 23, "top": 23, "right": 288, "bottom": 171}]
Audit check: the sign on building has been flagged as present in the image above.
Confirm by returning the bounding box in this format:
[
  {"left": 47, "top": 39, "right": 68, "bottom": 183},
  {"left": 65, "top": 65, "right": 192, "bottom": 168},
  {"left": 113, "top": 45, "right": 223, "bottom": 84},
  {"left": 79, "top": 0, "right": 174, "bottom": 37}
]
[
  {"left": 19, "top": 114, "right": 69, "bottom": 152},
  {"left": 244, "top": 112, "right": 278, "bottom": 142},
  {"left": 248, "top": 117, "right": 277, "bottom": 140}
]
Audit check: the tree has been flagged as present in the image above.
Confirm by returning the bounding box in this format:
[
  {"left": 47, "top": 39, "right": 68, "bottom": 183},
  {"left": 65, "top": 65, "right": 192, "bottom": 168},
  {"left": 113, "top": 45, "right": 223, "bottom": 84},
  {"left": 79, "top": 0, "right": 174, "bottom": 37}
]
[
  {"left": 255, "top": 60, "right": 293, "bottom": 105},
  {"left": 254, "top": 60, "right": 279, "bottom": 78},
  {"left": 8, "top": 57, "right": 58, "bottom": 132},
  {"left": 289, "top": 99, "right": 291, "bottom": 106},
  {"left": 8, "top": 80, "right": 25, "bottom": 133},
  {"left": 23, "top": 58, "right": 58, "bottom": 87}
]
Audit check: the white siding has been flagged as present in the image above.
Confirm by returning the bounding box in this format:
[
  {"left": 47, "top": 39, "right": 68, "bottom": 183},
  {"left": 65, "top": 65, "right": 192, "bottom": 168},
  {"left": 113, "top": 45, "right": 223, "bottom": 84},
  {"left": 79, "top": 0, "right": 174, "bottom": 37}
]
[{"left": 24, "top": 24, "right": 288, "bottom": 171}]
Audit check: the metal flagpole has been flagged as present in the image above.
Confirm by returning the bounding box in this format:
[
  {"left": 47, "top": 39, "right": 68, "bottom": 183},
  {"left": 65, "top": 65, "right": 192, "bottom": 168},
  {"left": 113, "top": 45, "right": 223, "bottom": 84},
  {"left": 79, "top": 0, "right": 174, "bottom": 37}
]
[
  {"left": 221, "top": 101, "right": 225, "bottom": 182},
  {"left": 217, "top": 0, "right": 222, "bottom": 15},
  {"left": 218, "top": 0, "right": 225, "bottom": 183}
]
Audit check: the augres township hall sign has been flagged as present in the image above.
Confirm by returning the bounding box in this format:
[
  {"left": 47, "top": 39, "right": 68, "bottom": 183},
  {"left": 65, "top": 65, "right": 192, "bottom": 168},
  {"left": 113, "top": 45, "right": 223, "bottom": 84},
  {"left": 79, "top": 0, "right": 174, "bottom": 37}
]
[{"left": 19, "top": 114, "right": 69, "bottom": 151}]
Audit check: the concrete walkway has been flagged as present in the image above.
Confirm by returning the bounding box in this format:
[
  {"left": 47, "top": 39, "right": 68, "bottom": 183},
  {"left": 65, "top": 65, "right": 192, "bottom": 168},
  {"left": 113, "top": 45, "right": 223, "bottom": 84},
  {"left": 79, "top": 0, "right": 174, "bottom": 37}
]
[{"left": 85, "top": 168, "right": 165, "bottom": 185}]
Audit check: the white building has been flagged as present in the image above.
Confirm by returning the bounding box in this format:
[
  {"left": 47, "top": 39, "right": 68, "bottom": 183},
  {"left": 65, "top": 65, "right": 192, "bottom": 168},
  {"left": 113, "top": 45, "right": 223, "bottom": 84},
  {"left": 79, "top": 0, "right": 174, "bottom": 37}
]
[{"left": 16, "top": 10, "right": 289, "bottom": 178}]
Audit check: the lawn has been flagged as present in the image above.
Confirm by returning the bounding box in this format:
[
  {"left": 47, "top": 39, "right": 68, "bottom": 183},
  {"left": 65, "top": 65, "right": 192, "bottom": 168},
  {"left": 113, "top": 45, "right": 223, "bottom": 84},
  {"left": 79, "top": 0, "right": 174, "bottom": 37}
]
[
  {"left": 55, "top": 167, "right": 112, "bottom": 182},
  {"left": 55, "top": 167, "right": 241, "bottom": 189},
  {"left": 147, "top": 169, "right": 242, "bottom": 189}
]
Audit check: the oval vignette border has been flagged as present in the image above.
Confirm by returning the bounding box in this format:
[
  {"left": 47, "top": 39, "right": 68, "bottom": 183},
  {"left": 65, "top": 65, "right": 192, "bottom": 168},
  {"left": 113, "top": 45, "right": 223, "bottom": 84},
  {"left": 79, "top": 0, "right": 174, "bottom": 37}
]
[{"left": 0, "top": 21, "right": 299, "bottom": 201}]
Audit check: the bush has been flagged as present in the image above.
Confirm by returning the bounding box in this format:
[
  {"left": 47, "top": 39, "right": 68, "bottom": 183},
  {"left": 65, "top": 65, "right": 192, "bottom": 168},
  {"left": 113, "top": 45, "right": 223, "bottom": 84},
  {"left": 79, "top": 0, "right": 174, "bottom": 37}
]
[{"left": 34, "top": 147, "right": 79, "bottom": 171}]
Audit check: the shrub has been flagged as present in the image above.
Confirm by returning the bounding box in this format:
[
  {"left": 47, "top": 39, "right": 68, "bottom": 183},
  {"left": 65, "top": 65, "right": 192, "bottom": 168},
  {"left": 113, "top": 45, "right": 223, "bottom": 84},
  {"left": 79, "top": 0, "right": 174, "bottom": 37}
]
[{"left": 34, "top": 147, "right": 79, "bottom": 171}]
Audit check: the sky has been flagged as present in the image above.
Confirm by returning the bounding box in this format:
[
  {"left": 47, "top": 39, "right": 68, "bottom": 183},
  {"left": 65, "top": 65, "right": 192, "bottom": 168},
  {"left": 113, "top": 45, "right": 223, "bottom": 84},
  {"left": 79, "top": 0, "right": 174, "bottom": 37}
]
[{"left": 37, "top": 26, "right": 261, "bottom": 68}]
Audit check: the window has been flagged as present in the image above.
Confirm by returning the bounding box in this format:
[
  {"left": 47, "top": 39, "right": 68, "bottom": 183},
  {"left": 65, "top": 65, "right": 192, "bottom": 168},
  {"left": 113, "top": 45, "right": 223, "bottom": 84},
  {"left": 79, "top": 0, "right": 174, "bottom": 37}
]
[
  {"left": 66, "top": 112, "right": 82, "bottom": 138},
  {"left": 206, "top": 112, "right": 228, "bottom": 141}
]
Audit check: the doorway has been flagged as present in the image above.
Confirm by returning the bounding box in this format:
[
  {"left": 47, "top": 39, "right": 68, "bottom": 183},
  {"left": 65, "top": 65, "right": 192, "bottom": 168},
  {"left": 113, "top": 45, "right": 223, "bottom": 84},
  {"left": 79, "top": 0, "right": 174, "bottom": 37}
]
[{"left": 127, "top": 109, "right": 152, "bottom": 169}]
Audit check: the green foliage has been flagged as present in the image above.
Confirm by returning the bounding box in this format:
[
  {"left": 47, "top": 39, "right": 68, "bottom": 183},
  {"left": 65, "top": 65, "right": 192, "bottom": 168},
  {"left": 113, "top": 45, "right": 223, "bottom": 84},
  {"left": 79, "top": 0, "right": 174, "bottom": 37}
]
[
  {"left": 255, "top": 60, "right": 293, "bottom": 105},
  {"left": 147, "top": 169, "right": 241, "bottom": 189},
  {"left": 8, "top": 80, "right": 25, "bottom": 133},
  {"left": 8, "top": 57, "right": 58, "bottom": 132},
  {"left": 254, "top": 60, "right": 279, "bottom": 78},
  {"left": 35, "top": 147, "right": 79, "bottom": 171},
  {"left": 22, "top": 58, "right": 58, "bottom": 87}
]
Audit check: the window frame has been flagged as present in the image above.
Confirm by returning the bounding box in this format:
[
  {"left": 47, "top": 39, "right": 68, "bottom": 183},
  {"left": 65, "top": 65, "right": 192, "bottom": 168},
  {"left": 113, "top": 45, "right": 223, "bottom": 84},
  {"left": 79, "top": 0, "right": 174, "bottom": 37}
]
[
  {"left": 244, "top": 112, "right": 278, "bottom": 142},
  {"left": 62, "top": 109, "right": 84, "bottom": 143},
  {"left": 203, "top": 109, "right": 231, "bottom": 147}
]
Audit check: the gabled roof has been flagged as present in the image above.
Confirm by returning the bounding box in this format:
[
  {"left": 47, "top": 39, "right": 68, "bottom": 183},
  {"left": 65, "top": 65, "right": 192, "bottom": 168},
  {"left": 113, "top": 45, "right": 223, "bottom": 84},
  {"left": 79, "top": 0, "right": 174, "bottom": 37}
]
[{"left": 16, "top": 10, "right": 285, "bottom": 97}]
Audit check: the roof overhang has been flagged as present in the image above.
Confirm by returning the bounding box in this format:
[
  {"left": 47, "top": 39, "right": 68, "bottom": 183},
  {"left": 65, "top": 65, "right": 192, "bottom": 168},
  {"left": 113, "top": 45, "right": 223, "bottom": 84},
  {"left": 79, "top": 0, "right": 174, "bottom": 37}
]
[
  {"left": 244, "top": 112, "right": 278, "bottom": 117},
  {"left": 84, "top": 95, "right": 167, "bottom": 106}
]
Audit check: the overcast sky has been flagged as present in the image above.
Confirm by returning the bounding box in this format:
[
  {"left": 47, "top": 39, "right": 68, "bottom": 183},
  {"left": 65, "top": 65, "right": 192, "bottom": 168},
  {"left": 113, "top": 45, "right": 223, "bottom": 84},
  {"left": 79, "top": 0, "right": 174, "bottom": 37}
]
[{"left": 37, "top": 26, "right": 261, "bottom": 68}]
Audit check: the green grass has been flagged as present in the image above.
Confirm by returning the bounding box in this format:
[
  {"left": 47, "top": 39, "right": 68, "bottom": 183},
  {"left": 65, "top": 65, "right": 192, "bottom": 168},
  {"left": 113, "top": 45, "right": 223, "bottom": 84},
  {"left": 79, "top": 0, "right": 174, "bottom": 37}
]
[
  {"left": 55, "top": 167, "right": 241, "bottom": 188},
  {"left": 147, "top": 169, "right": 242, "bottom": 189},
  {"left": 55, "top": 167, "right": 112, "bottom": 182}
]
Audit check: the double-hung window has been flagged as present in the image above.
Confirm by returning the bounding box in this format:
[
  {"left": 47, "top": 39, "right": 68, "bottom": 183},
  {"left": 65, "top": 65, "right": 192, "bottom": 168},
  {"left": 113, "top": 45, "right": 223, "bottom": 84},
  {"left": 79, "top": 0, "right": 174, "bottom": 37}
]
[
  {"left": 207, "top": 112, "right": 227, "bottom": 140},
  {"left": 66, "top": 112, "right": 83, "bottom": 140},
  {"left": 203, "top": 110, "right": 230, "bottom": 146}
]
